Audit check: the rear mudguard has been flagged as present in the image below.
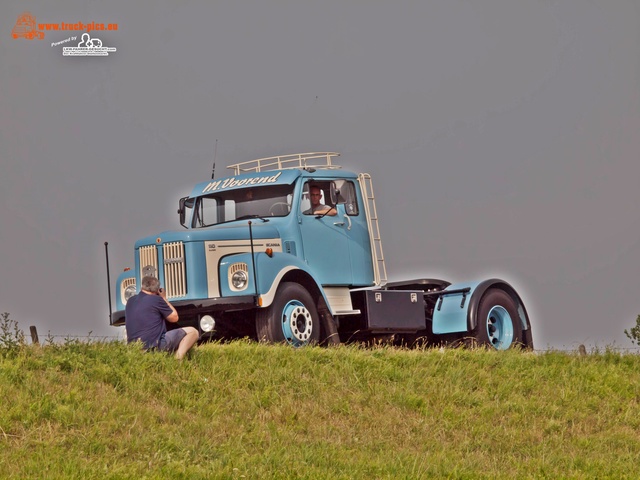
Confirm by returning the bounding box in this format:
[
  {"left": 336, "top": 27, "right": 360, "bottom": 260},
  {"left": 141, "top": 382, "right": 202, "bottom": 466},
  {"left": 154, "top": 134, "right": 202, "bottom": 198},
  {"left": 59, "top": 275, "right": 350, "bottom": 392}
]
[{"left": 431, "top": 279, "right": 530, "bottom": 335}]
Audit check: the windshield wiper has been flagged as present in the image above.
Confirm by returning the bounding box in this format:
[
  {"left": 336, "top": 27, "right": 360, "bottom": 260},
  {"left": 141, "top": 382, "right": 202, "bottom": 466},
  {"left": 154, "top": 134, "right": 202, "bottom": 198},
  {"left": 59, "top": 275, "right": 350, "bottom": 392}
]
[
  {"left": 209, "top": 215, "right": 270, "bottom": 227},
  {"left": 235, "top": 215, "right": 269, "bottom": 223}
]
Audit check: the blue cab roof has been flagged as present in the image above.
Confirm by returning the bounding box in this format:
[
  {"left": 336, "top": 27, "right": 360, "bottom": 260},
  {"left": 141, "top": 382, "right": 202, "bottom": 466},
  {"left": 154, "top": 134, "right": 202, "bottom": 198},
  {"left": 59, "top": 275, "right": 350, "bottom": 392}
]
[{"left": 190, "top": 168, "right": 358, "bottom": 198}]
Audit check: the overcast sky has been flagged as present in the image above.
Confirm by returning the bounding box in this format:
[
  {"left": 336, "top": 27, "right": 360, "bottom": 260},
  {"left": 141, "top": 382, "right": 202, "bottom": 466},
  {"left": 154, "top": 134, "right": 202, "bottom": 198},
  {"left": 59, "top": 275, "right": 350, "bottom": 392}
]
[{"left": 1, "top": 1, "right": 639, "bottom": 350}]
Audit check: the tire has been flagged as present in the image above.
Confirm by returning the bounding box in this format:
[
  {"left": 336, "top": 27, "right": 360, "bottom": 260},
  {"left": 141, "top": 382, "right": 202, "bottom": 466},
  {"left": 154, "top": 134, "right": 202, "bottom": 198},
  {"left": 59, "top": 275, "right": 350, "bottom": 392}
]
[
  {"left": 473, "top": 289, "right": 522, "bottom": 350},
  {"left": 522, "top": 327, "right": 534, "bottom": 350},
  {"left": 256, "top": 282, "right": 321, "bottom": 347}
]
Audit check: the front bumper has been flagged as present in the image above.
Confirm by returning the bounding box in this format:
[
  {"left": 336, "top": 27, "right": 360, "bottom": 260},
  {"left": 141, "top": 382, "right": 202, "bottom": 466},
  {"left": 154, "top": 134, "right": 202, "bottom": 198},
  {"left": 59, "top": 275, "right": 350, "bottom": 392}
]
[{"left": 110, "top": 295, "right": 258, "bottom": 326}]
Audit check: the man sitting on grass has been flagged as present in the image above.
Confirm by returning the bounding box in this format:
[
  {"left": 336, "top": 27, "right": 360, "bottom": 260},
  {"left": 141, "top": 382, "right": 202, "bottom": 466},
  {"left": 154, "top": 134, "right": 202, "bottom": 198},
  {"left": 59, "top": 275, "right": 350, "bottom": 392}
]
[{"left": 125, "top": 276, "right": 198, "bottom": 360}]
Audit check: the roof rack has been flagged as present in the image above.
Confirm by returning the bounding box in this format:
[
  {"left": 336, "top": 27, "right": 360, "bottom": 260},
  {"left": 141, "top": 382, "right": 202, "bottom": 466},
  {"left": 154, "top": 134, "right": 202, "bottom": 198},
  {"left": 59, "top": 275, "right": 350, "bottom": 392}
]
[{"left": 226, "top": 152, "right": 341, "bottom": 175}]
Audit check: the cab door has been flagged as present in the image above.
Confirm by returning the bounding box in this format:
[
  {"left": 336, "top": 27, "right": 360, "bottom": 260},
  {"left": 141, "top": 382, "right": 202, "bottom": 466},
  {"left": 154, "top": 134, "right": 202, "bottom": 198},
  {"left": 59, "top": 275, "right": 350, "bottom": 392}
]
[
  {"left": 299, "top": 181, "right": 353, "bottom": 286},
  {"left": 334, "top": 179, "right": 374, "bottom": 287}
]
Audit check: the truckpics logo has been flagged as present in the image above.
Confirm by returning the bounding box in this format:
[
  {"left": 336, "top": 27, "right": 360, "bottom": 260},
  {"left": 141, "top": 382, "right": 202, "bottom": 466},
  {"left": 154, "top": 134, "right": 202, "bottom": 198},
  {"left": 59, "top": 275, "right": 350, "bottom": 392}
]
[
  {"left": 11, "top": 11, "right": 118, "bottom": 47},
  {"left": 11, "top": 12, "right": 43, "bottom": 39}
]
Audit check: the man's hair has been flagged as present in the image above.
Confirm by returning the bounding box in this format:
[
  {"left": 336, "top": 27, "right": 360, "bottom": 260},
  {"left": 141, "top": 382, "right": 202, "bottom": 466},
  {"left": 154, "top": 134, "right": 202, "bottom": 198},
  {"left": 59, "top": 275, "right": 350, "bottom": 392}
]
[{"left": 141, "top": 276, "right": 160, "bottom": 293}]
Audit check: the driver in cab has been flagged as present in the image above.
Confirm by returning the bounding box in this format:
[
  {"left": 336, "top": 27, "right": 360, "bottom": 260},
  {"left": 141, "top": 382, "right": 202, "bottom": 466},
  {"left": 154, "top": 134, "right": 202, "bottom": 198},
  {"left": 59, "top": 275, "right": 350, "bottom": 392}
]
[{"left": 304, "top": 185, "right": 336, "bottom": 216}]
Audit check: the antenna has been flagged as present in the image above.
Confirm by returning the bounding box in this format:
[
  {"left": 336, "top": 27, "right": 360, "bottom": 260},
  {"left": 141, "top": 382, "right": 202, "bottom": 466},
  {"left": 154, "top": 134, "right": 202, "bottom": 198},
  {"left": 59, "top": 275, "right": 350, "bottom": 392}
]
[
  {"left": 212, "top": 139, "right": 218, "bottom": 179},
  {"left": 104, "top": 242, "right": 113, "bottom": 323}
]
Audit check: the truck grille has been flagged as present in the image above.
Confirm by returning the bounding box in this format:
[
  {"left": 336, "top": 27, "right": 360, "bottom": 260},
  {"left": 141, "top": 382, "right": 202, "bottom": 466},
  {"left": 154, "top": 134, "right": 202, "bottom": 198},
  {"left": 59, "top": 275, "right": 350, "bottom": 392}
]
[
  {"left": 163, "top": 242, "right": 187, "bottom": 298},
  {"left": 138, "top": 243, "right": 187, "bottom": 299},
  {"left": 139, "top": 245, "right": 159, "bottom": 277}
]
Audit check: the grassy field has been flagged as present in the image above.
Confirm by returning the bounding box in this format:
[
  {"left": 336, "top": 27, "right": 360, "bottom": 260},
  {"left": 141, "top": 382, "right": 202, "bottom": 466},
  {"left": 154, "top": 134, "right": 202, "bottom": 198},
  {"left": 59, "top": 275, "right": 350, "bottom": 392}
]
[{"left": 1, "top": 336, "right": 640, "bottom": 479}]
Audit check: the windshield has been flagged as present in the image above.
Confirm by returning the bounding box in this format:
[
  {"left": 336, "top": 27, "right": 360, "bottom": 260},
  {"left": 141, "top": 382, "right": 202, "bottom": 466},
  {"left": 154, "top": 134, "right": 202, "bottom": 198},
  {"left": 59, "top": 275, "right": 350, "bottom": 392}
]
[{"left": 192, "top": 185, "right": 294, "bottom": 228}]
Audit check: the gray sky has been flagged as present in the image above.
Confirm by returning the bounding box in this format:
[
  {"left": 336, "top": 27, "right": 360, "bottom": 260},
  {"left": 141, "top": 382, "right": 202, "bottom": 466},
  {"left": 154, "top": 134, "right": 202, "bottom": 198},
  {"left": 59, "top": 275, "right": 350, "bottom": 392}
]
[{"left": 1, "top": 1, "right": 639, "bottom": 349}]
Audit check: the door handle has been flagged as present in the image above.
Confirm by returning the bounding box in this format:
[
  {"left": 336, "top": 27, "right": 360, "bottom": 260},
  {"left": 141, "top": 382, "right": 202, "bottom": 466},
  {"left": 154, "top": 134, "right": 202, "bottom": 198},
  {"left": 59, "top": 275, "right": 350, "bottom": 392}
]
[{"left": 334, "top": 215, "right": 352, "bottom": 230}]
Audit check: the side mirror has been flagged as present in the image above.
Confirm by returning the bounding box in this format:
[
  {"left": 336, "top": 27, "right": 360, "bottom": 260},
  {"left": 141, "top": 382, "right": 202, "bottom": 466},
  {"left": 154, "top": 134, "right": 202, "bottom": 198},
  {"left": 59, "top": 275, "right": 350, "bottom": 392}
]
[
  {"left": 329, "top": 182, "right": 340, "bottom": 206},
  {"left": 178, "top": 197, "right": 193, "bottom": 228}
]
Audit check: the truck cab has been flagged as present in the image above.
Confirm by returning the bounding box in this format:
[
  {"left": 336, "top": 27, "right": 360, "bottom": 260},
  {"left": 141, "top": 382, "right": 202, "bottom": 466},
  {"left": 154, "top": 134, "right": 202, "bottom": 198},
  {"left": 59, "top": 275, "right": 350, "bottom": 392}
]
[{"left": 112, "top": 152, "right": 533, "bottom": 350}]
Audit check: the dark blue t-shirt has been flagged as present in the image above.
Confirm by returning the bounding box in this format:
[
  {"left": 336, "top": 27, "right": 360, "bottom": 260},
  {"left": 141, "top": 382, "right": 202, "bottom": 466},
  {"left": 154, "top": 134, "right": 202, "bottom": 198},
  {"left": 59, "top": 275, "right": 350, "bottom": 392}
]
[{"left": 125, "top": 291, "right": 174, "bottom": 349}]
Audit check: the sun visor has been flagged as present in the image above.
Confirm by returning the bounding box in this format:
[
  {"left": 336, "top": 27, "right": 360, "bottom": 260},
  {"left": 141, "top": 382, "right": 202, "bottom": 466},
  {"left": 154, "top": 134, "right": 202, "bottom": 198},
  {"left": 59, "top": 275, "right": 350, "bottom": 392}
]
[{"left": 191, "top": 169, "right": 301, "bottom": 197}]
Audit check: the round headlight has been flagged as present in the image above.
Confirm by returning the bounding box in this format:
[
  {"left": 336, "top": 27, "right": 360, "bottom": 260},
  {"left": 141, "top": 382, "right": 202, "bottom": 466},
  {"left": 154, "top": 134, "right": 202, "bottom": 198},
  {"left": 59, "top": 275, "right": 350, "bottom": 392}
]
[
  {"left": 231, "top": 270, "right": 248, "bottom": 289},
  {"left": 200, "top": 315, "right": 215, "bottom": 333},
  {"left": 124, "top": 284, "right": 137, "bottom": 303}
]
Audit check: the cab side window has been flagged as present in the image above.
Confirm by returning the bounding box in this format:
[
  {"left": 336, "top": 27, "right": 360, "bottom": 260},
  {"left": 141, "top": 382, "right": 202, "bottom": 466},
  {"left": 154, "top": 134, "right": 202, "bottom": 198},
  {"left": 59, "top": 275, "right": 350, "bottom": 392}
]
[
  {"left": 302, "top": 182, "right": 333, "bottom": 215},
  {"left": 335, "top": 180, "right": 359, "bottom": 216}
]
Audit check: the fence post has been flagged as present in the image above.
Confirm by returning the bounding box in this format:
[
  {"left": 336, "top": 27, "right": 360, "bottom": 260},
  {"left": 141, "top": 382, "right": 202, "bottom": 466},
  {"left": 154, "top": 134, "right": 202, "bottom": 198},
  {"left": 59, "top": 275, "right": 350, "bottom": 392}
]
[{"left": 29, "top": 326, "right": 39, "bottom": 345}]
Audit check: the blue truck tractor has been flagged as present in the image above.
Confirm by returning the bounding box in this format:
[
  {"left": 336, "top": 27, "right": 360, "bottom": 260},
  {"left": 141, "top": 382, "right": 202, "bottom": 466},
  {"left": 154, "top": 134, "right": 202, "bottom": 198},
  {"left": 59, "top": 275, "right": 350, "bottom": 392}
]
[{"left": 109, "top": 152, "right": 533, "bottom": 349}]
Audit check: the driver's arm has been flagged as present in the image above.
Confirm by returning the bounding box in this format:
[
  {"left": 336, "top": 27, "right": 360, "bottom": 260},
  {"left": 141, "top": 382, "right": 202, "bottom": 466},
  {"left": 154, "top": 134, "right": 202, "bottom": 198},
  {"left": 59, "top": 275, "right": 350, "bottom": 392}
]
[{"left": 315, "top": 205, "right": 337, "bottom": 216}]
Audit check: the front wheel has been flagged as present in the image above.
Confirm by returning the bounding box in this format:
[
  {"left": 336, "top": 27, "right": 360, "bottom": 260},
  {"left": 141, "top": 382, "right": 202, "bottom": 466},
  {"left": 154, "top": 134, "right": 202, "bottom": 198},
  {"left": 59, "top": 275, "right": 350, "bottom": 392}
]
[
  {"left": 473, "top": 289, "right": 522, "bottom": 350},
  {"left": 256, "top": 282, "right": 320, "bottom": 347}
]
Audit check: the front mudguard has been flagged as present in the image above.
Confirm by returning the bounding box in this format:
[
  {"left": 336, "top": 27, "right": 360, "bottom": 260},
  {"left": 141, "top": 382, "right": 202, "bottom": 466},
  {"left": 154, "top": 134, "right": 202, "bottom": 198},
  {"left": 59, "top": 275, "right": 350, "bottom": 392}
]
[
  {"left": 431, "top": 279, "right": 531, "bottom": 336},
  {"left": 219, "top": 251, "right": 330, "bottom": 310},
  {"left": 111, "top": 271, "right": 136, "bottom": 325}
]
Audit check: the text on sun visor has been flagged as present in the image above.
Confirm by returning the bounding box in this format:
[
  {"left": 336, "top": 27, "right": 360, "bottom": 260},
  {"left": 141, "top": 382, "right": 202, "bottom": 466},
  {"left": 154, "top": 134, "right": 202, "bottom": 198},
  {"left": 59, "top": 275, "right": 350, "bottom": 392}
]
[{"left": 202, "top": 172, "right": 283, "bottom": 193}]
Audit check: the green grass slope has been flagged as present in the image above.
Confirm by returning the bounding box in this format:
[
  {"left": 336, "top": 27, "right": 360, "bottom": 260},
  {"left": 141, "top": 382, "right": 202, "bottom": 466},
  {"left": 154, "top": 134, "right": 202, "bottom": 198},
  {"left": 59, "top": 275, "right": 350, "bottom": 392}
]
[{"left": 1, "top": 341, "right": 640, "bottom": 479}]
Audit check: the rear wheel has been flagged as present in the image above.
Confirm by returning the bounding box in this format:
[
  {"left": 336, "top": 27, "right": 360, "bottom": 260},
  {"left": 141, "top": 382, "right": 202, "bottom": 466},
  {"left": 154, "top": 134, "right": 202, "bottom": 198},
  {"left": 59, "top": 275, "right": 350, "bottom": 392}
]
[
  {"left": 473, "top": 289, "right": 522, "bottom": 350},
  {"left": 256, "top": 282, "right": 320, "bottom": 347}
]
